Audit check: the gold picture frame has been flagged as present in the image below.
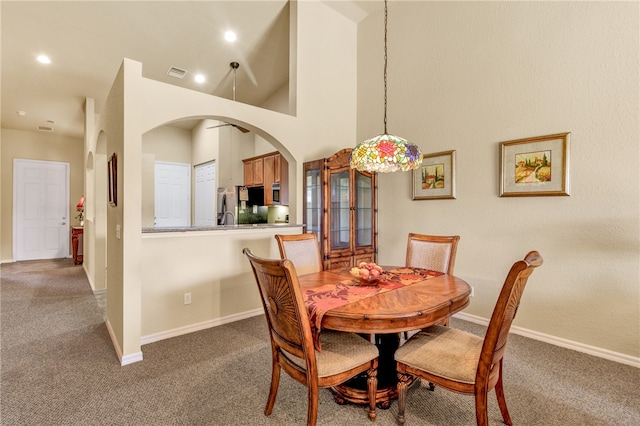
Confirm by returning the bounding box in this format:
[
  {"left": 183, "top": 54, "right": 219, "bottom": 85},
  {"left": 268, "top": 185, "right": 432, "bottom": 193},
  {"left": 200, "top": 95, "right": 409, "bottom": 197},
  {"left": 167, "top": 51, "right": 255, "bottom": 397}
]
[
  {"left": 108, "top": 153, "right": 117, "bottom": 207},
  {"left": 500, "top": 133, "right": 570, "bottom": 197},
  {"left": 412, "top": 150, "right": 456, "bottom": 200}
]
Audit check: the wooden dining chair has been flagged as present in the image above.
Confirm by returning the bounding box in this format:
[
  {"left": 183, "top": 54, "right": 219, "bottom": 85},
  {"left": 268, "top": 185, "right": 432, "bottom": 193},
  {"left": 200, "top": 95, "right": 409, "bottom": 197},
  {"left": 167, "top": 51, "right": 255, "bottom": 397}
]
[
  {"left": 405, "top": 233, "right": 460, "bottom": 330},
  {"left": 405, "top": 233, "right": 460, "bottom": 275},
  {"left": 243, "top": 248, "right": 379, "bottom": 426},
  {"left": 394, "top": 251, "right": 543, "bottom": 426},
  {"left": 275, "top": 233, "right": 323, "bottom": 276}
]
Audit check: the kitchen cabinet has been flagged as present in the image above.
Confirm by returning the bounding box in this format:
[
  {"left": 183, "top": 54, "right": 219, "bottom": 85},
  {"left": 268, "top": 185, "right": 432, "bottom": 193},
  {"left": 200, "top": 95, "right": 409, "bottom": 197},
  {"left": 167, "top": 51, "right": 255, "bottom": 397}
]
[
  {"left": 303, "top": 148, "right": 377, "bottom": 270},
  {"left": 263, "top": 155, "right": 275, "bottom": 204},
  {"left": 273, "top": 154, "right": 282, "bottom": 183},
  {"left": 243, "top": 152, "right": 288, "bottom": 205},
  {"left": 243, "top": 158, "right": 263, "bottom": 187},
  {"left": 264, "top": 153, "right": 289, "bottom": 205}
]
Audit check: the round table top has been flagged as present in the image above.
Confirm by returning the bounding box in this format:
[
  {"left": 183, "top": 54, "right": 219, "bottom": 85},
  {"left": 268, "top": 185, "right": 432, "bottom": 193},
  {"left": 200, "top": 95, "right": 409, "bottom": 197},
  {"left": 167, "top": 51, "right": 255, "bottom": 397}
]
[{"left": 297, "top": 266, "right": 471, "bottom": 334}]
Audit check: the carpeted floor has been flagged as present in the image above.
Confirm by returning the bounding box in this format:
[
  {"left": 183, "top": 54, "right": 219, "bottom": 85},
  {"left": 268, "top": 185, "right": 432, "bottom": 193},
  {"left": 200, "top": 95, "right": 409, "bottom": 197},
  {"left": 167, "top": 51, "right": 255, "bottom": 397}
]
[{"left": 1, "top": 258, "right": 639, "bottom": 425}]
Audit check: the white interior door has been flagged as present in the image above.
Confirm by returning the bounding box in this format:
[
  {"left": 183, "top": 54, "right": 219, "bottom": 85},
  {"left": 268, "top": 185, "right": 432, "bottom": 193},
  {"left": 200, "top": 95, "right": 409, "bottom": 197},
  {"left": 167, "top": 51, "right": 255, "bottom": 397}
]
[
  {"left": 154, "top": 162, "right": 190, "bottom": 227},
  {"left": 194, "top": 161, "right": 216, "bottom": 226},
  {"left": 14, "top": 159, "right": 70, "bottom": 261}
]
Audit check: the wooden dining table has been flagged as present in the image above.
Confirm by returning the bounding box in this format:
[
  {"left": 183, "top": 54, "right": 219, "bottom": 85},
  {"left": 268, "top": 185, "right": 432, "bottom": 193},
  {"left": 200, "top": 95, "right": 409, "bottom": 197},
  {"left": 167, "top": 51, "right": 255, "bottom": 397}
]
[{"left": 298, "top": 266, "right": 472, "bottom": 408}]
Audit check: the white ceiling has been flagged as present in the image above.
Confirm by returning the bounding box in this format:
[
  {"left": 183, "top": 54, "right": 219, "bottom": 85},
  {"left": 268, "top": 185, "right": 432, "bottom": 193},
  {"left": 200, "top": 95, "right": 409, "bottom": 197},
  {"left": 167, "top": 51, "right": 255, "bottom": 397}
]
[{"left": 1, "top": 1, "right": 382, "bottom": 139}]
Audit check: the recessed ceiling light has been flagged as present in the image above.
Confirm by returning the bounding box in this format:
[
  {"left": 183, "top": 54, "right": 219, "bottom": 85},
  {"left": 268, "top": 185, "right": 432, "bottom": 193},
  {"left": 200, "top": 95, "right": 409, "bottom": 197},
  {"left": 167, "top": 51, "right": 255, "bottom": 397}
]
[
  {"left": 37, "top": 54, "right": 51, "bottom": 64},
  {"left": 224, "top": 31, "right": 237, "bottom": 42},
  {"left": 194, "top": 74, "right": 206, "bottom": 83}
]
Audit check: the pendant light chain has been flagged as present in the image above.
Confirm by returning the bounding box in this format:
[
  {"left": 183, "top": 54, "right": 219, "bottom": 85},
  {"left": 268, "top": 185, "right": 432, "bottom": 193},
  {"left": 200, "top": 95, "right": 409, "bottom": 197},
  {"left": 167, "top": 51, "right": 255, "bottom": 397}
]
[{"left": 383, "top": 0, "right": 388, "bottom": 135}]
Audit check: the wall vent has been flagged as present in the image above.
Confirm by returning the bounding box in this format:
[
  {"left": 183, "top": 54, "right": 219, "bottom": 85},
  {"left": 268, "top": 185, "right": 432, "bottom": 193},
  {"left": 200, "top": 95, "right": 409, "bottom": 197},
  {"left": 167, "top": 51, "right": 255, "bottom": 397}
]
[
  {"left": 167, "top": 66, "right": 187, "bottom": 79},
  {"left": 37, "top": 125, "right": 54, "bottom": 132}
]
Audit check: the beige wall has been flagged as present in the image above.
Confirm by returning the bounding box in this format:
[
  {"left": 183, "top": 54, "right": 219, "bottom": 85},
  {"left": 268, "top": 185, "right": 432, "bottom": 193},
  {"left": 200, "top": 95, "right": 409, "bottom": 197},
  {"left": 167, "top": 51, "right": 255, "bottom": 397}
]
[
  {"left": 88, "top": 1, "right": 359, "bottom": 362},
  {"left": 142, "top": 125, "right": 192, "bottom": 163},
  {"left": 359, "top": 1, "right": 639, "bottom": 360},
  {"left": 0, "top": 129, "right": 84, "bottom": 262},
  {"left": 140, "top": 225, "right": 301, "bottom": 341}
]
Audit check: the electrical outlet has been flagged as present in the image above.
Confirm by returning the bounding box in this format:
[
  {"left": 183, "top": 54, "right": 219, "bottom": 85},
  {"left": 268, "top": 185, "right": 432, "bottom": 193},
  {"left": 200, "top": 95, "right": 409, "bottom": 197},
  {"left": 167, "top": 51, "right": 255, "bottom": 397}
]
[
  {"left": 470, "top": 286, "right": 475, "bottom": 297},
  {"left": 183, "top": 292, "right": 192, "bottom": 305}
]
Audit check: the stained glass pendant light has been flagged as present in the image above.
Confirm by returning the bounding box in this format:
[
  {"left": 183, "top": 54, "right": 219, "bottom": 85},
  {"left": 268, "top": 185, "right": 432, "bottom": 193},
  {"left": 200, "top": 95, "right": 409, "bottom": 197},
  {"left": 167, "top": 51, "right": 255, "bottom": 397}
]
[{"left": 350, "top": 0, "right": 423, "bottom": 173}]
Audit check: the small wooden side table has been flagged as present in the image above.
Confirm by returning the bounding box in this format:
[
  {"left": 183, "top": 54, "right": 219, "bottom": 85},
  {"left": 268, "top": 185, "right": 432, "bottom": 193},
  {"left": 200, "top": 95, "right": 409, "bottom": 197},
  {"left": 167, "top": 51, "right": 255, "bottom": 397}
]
[{"left": 71, "top": 227, "right": 83, "bottom": 265}]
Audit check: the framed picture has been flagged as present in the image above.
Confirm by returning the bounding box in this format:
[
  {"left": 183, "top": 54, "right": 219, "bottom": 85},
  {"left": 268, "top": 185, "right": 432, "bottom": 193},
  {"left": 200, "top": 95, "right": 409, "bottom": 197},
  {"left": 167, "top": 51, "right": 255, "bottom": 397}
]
[
  {"left": 412, "top": 150, "right": 456, "bottom": 200},
  {"left": 108, "top": 153, "right": 117, "bottom": 207},
  {"left": 500, "top": 133, "right": 570, "bottom": 197}
]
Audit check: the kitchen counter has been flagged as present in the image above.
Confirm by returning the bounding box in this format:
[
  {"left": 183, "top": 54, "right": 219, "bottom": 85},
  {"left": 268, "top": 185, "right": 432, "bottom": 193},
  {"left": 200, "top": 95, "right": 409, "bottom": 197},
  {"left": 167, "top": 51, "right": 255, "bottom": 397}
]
[{"left": 142, "top": 223, "right": 302, "bottom": 233}]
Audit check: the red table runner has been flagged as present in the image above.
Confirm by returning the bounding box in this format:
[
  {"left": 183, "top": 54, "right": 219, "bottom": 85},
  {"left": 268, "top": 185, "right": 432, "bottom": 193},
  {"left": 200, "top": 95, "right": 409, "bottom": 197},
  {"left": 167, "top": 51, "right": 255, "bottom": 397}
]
[{"left": 303, "top": 267, "right": 444, "bottom": 350}]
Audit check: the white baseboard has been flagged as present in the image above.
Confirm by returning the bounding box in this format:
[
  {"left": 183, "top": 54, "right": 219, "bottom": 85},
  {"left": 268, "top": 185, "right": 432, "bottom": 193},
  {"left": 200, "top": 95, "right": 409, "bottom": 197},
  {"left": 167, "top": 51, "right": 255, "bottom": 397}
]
[
  {"left": 121, "top": 351, "right": 144, "bottom": 366},
  {"left": 140, "top": 308, "right": 264, "bottom": 346},
  {"left": 105, "top": 317, "right": 143, "bottom": 366},
  {"left": 454, "top": 312, "right": 640, "bottom": 368},
  {"left": 82, "top": 263, "right": 95, "bottom": 290},
  {"left": 130, "top": 309, "right": 638, "bottom": 368}
]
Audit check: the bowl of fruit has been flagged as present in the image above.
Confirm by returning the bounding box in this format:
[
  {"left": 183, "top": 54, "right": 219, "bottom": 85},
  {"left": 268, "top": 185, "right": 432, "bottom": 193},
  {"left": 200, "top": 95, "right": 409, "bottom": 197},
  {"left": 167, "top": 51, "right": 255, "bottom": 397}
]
[{"left": 349, "top": 262, "right": 384, "bottom": 285}]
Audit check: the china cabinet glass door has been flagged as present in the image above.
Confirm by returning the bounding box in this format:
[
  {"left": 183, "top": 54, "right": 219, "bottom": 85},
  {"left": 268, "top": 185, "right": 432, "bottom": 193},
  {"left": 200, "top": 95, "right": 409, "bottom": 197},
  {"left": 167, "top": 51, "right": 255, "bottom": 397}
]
[
  {"left": 304, "top": 168, "right": 322, "bottom": 243},
  {"left": 355, "top": 171, "right": 373, "bottom": 247},
  {"left": 330, "top": 170, "right": 350, "bottom": 250},
  {"left": 303, "top": 149, "right": 377, "bottom": 270}
]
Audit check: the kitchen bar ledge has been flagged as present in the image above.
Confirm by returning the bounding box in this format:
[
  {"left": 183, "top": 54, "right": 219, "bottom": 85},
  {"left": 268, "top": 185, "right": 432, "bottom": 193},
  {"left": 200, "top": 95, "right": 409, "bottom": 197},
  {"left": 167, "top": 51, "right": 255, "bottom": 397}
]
[{"left": 142, "top": 223, "right": 302, "bottom": 233}]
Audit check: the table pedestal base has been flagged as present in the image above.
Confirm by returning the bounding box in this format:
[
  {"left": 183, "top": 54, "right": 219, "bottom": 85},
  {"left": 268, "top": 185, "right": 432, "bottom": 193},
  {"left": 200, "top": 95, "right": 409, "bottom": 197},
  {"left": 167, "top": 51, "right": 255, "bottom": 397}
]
[{"left": 331, "top": 333, "right": 414, "bottom": 408}]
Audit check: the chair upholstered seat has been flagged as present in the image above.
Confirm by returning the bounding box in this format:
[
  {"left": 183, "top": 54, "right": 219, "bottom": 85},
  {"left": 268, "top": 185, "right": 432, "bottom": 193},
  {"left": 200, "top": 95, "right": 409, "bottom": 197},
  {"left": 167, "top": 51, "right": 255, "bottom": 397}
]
[
  {"left": 283, "top": 331, "right": 379, "bottom": 378},
  {"left": 394, "top": 325, "right": 483, "bottom": 385}
]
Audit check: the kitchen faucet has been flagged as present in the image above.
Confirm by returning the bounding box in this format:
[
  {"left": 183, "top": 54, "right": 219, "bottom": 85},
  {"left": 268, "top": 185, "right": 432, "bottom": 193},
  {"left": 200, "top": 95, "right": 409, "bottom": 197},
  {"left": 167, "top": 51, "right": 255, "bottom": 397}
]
[{"left": 222, "top": 211, "right": 235, "bottom": 225}]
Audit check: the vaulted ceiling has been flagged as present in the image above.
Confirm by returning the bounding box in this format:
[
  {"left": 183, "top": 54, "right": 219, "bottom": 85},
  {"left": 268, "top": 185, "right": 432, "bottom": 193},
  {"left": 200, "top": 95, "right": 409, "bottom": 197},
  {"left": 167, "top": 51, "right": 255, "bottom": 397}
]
[{"left": 1, "top": 1, "right": 381, "bottom": 139}]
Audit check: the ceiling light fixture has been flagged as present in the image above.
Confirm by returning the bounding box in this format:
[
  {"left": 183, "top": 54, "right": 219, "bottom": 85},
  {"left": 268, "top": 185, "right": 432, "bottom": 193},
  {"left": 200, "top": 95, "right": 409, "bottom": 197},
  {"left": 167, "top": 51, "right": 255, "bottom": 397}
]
[
  {"left": 37, "top": 54, "right": 51, "bottom": 64},
  {"left": 194, "top": 74, "right": 206, "bottom": 83},
  {"left": 350, "top": 0, "right": 423, "bottom": 173},
  {"left": 224, "top": 31, "right": 237, "bottom": 42}
]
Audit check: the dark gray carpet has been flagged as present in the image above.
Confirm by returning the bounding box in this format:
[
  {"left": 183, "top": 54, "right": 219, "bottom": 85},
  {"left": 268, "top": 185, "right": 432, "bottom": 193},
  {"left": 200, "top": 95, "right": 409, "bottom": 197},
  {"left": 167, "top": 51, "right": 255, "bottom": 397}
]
[{"left": 1, "top": 259, "right": 639, "bottom": 425}]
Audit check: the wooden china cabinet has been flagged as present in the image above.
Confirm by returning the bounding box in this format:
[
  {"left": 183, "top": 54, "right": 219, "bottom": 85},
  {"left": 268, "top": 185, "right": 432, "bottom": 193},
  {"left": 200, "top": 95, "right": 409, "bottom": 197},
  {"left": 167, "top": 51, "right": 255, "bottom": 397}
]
[{"left": 303, "top": 148, "right": 377, "bottom": 270}]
